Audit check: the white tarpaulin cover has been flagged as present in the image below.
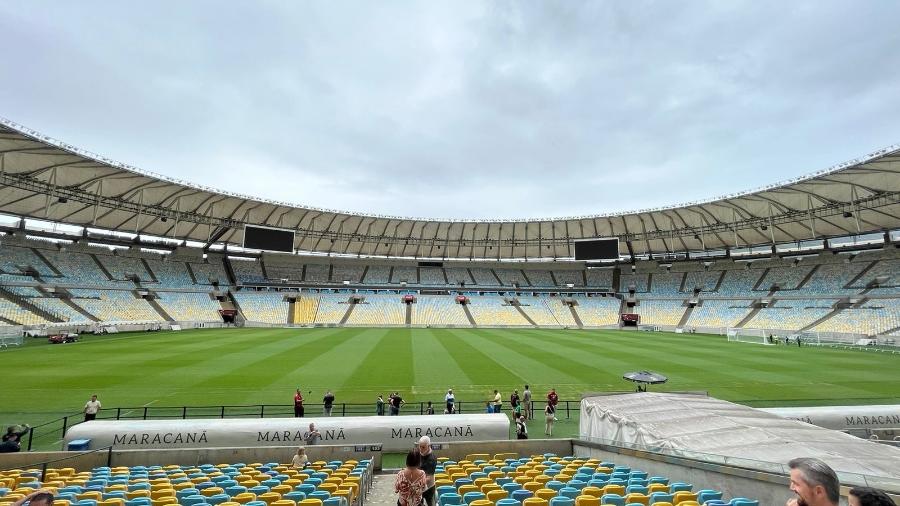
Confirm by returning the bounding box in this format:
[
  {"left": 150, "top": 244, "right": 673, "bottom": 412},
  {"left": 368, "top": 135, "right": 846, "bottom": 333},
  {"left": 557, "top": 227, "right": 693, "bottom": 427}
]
[{"left": 580, "top": 392, "right": 900, "bottom": 479}]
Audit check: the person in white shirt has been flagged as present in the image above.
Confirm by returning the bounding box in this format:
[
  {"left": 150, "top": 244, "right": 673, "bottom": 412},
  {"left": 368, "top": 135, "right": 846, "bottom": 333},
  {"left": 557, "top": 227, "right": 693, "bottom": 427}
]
[
  {"left": 444, "top": 389, "right": 455, "bottom": 414},
  {"left": 83, "top": 395, "right": 101, "bottom": 422},
  {"left": 291, "top": 446, "right": 309, "bottom": 469}
]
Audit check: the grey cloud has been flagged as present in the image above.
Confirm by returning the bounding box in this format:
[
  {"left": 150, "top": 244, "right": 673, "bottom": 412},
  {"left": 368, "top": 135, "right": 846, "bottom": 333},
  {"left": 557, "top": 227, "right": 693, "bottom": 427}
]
[{"left": 1, "top": 1, "right": 899, "bottom": 220}]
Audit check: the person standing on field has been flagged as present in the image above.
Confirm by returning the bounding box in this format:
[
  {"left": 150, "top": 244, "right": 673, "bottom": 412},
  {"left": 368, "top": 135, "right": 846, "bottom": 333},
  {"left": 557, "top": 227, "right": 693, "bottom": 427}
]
[
  {"left": 492, "top": 390, "right": 502, "bottom": 414},
  {"left": 376, "top": 394, "right": 385, "bottom": 416},
  {"left": 544, "top": 402, "right": 555, "bottom": 436},
  {"left": 522, "top": 385, "right": 532, "bottom": 419},
  {"left": 323, "top": 390, "right": 335, "bottom": 416},
  {"left": 294, "top": 388, "right": 305, "bottom": 418},
  {"left": 547, "top": 388, "right": 559, "bottom": 419},
  {"left": 510, "top": 390, "right": 520, "bottom": 417},
  {"left": 83, "top": 394, "right": 101, "bottom": 422}
]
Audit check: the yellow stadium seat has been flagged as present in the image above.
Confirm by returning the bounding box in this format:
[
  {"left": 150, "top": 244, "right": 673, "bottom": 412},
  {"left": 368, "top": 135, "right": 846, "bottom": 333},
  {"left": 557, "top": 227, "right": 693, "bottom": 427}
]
[
  {"left": 332, "top": 489, "right": 352, "bottom": 503},
  {"left": 150, "top": 490, "right": 175, "bottom": 500},
  {"left": 474, "top": 478, "right": 492, "bottom": 489},
  {"left": 200, "top": 488, "right": 224, "bottom": 497},
  {"left": 677, "top": 503, "right": 700, "bottom": 506},
  {"left": 458, "top": 485, "right": 479, "bottom": 496},
  {"left": 435, "top": 479, "right": 453, "bottom": 488},
  {"left": 487, "top": 490, "right": 507, "bottom": 503},
  {"left": 126, "top": 491, "right": 152, "bottom": 499},
  {"left": 317, "top": 484, "right": 338, "bottom": 494},
  {"left": 481, "top": 484, "right": 501, "bottom": 494},
  {"left": 522, "top": 499, "right": 548, "bottom": 506},
  {"left": 648, "top": 484, "right": 669, "bottom": 494},
  {"left": 470, "top": 500, "right": 493, "bottom": 506},
  {"left": 271, "top": 501, "right": 295, "bottom": 506},
  {"left": 525, "top": 470, "right": 541, "bottom": 479},
  {"left": 271, "top": 485, "right": 292, "bottom": 495},
  {"left": 257, "top": 492, "right": 281, "bottom": 504},
  {"left": 98, "top": 499, "right": 125, "bottom": 506},
  {"left": 575, "top": 495, "right": 600, "bottom": 506},
  {"left": 523, "top": 482, "right": 542, "bottom": 493},
  {"left": 534, "top": 475, "right": 551, "bottom": 486},
  {"left": 79, "top": 492, "right": 104, "bottom": 501},
  {"left": 651, "top": 502, "right": 673, "bottom": 506},
  {"left": 581, "top": 487, "right": 603, "bottom": 498},
  {"left": 338, "top": 483, "right": 358, "bottom": 499},
  {"left": 602, "top": 485, "right": 625, "bottom": 496},
  {"left": 535, "top": 489, "right": 556, "bottom": 500},
  {"left": 232, "top": 494, "right": 257, "bottom": 504},
  {"left": 298, "top": 500, "right": 323, "bottom": 506},
  {"left": 152, "top": 498, "right": 177, "bottom": 506},
  {"left": 624, "top": 493, "right": 649, "bottom": 505},
  {"left": 673, "top": 492, "right": 698, "bottom": 505},
  {"left": 514, "top": 476, "right": 531, "bottom": 485}
]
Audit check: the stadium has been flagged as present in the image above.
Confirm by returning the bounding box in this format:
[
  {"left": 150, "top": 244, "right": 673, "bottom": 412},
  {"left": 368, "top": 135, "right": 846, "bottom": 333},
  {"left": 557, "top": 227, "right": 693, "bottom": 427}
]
[{"left": 3, "top": 4, "right": 900, "bottom": 506}]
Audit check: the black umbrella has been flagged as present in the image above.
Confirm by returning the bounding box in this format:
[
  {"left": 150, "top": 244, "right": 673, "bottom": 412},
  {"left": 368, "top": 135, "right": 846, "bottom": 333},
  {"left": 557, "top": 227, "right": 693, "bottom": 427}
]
[{"left": 623, "top": 371, "right": 668, "bottom": 391}]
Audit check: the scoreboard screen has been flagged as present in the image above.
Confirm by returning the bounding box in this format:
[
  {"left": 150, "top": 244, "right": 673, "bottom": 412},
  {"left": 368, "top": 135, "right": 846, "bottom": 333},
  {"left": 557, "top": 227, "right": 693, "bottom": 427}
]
[
  {"left": 574, "top": 238, "right": 620, "bottom": 260},
  {"left": 243, "top": 225, "right": 294, "bottom": 253}
]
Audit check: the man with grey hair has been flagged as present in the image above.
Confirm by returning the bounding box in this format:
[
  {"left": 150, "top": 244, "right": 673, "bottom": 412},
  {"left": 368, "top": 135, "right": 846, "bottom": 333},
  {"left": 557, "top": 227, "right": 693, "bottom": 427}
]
[
  {"left": 787, "top": 457, "right": 840, "bottom": 506},
  {"left": 417, "top": 435, "right": 437, "bottom": 506}
]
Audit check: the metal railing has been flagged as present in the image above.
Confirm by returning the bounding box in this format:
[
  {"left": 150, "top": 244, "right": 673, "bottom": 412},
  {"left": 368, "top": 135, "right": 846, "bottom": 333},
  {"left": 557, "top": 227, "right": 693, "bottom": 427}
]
[{"left": 23, "top": 400, "right": 580, "bottom": 451}]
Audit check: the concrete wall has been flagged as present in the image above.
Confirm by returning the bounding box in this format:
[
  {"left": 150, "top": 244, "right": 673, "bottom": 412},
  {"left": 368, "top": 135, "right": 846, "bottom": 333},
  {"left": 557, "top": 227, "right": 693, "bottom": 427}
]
[{"left": 574, "top": 440, "right": 849, "bottom": 506}]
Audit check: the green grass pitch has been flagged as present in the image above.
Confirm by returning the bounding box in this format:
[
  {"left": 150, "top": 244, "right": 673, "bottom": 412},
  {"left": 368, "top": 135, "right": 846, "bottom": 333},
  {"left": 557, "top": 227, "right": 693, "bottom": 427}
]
[{"left": 3, "top": 327, "right": 898, "bottom": 448}]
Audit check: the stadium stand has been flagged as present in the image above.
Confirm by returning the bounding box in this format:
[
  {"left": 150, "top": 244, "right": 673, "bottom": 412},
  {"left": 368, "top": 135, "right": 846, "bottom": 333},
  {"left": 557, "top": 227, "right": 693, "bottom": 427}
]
[
  {"left": 432, "top": 454, "right": 754, "bottom": 506},
  {"left": 648, "top": 272, "right": 683, "bottom": 295},
  {"left": 94, "top": 253, "right": 153, "bottom": 282},
  {"left": 154, "top": 292, "right": 222, "bottom": 322},
  {"left": 265, "top": 263, "right": 305, "bottom": 282},
  {"left": 362, "top": 266, "right": 391, "bottom": 284},
  {"left": 412, "top": 295, "right": 470, "bottom": 326},
  {"left": 293, "top": 296, "right": 320, "bottom": 324},
  {"left": 419, "top": 267, "right": 447, "bottom": 285},
  {"left": 73, "top": 290, "right": 163, "bottom": 322},
  {"left": 445, "top": 267, "right": 475, "bottom": 286},
  {"left": 230, "top": 259, "right": 267, "bottom": 284},
  {"left": 517, "top": 297, "right": 564, "bottom": 326},
  {"left": 305, "top": 264, "right": 330, "bottom": 283},
  {"left": 0, "top": 458, "right": 373, "bottom": 506},
  {"left": 684, "top": 300, "right": 754, "bottom": 329},
  {"left": 745, "top": 299, "right": 834, "bottom": 331},
  {"left": 573, "top": 297, "right": 621, "bottom": 327},
  {"left": 0, "top": 297, "right": 50, "bottom": 325},
  {"left": 584, "top": 269, "right": 613, "bottom": 289},
  {"left": 188, "top": 259, "right": 229, "bottom": 286},
  {"left": 619, "top": 273, "right": 649, "bottom": 292},
  {"left": 332, "top": 264, "right": 365, "bottom": 284},
  {"left": 143, "top": 257, "right": 195, "bottom": 287},
  {"left": 345, "top": 295, "right": 405, "bottom": 325},
  {"left": 467, "top": 296, "right": 528, "bottom": 326},
  {"left": 390, "top": 266, "right": 417, "bottom": 284},
  {"left": 683, "top": 270, "right": 722, "bottom": 293},
  {"left": 495, "top": 268, "right": 529, "bottom": 287},
  {"left": 714, "top": 267, "right": 764, "bottom": 296},
  {"left": 552, "top": 270, "right": 584, "bottom": 287},
  {"left": 233, "top": 291, "right": 288, "bottom": 324},
  {"left": 633, "top": 300, "right": 686, "bottom": 327},
  {"left": 469, "top": 268, "right": 501, "bottom": 286},
  {"left": 315, "top": 294, "right": 351, "bottom": 324},
  {"left": 523, "top": 270, "right": 554, "bottom": 288}
]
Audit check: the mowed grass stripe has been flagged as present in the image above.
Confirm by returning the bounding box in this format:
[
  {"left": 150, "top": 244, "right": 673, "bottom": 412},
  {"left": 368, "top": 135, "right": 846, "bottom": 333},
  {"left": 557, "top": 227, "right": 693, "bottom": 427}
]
[
  {"left": 342, "top": 328, "right": 414, "bottom": 394},
  {"left": 435, "top": 328, "right": 527, "bottom": 393},
  {"left": 473, "top": 328, "right": 599, "bottom": 387},
  {"left": 409, "top": 328, "right": 475, "bottom": 397}
]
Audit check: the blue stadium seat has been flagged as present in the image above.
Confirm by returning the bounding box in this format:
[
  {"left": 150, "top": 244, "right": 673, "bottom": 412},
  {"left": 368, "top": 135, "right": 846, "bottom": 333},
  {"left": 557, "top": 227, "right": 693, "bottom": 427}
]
[
  {"left": 502, "top": 483, "right": 522, "bottom": 494},
  {"left": 496, "top": 500, "right": 521, "bottom": 506},
  {"left": 283, "top": 492, "right": 306, "bottom": 503},
  {"left": 182, "top": 495, "right": 207, "bottom": 506},
  {"left": 697, "top": 490, "right": 723, "bottom": 503},
  {"left": 308, "top": 491, "right": 330, "bottom": 502},
  {"left": 437, "top": 486, "right": 457, "bottom": 499},
  {"left": 549, "top": 498, "right": 574, "bottom": 506},
  {"left": 558, "top": 487, "right": 579, "bottom": 499},
  {"left": 599, "top": 495, "right": 624, "bottom": 506},
  {"left": 648, "top": 492, "right": 673, "bottom": 504},
  {"left": 730, "top": 499, "right": 759, "bottom": 506},
  {"left": 546, "top": 481, "right": 565, "bottom": 492},
  {"left": 669, "top": 483, "right": 692, "bottom": 493},
  {"left": 439, "top": 493, "right": 462, "bottom": 506},
  {"left": 206, "top": 494, "right": 231, "bottom": 506},
  {"left": 463, "top": 492, "right": 485, "bottom": 504},
  {"left": 511, "top": 490, "right": 532, "bottom": 502}
]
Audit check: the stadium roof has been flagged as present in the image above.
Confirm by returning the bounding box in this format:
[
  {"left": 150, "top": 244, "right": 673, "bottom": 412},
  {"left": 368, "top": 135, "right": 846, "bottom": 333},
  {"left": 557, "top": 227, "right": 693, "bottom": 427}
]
[{"left": 2, "top": 116, "right": 900, "bottom": 260}]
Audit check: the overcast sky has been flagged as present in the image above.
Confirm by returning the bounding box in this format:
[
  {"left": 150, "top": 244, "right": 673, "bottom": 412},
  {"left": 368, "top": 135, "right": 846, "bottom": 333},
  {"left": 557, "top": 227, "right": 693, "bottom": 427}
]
[{"left": 1, "top": 1, "right": 899, "bottom": 220}]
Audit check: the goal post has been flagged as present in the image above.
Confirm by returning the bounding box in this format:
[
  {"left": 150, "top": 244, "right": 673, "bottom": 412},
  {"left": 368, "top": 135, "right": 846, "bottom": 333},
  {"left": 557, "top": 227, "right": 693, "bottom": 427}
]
[{"left": 726, "top": 328, "right": 775, "bottom": 345}]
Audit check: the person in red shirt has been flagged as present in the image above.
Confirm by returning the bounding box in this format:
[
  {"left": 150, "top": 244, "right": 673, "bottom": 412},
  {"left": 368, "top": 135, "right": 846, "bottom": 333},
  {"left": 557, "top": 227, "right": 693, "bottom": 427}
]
[
  {"left": 294, "top": 388, "right": 305, "bottom": 418},
  {"left": 547, "top": 388, "right": 559, "bottom": 415}
]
